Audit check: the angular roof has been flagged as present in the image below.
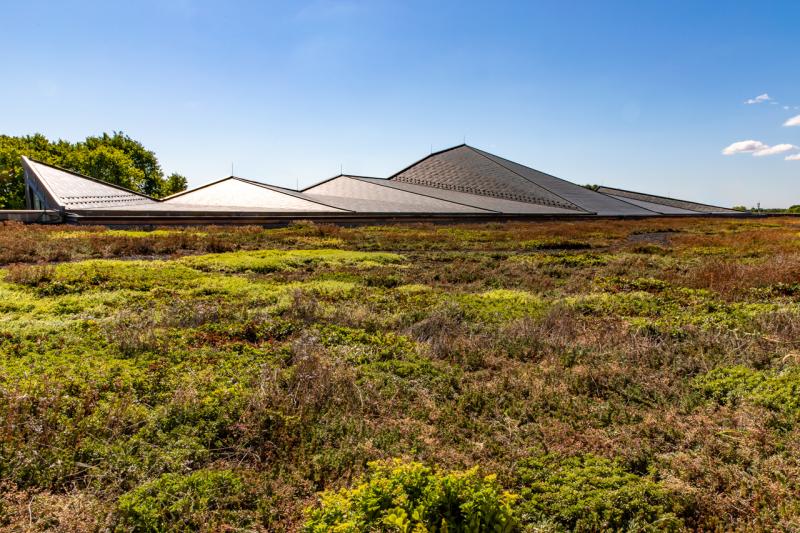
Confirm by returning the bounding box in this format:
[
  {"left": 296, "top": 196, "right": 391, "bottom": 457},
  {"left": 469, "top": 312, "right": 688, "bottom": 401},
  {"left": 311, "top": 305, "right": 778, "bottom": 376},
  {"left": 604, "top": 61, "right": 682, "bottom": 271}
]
[
  {"left": 390, "top": 145, "right": 659, "bottom": 216},
  {"left": 163, "top": 176, "right": 348, "bottom": 212},
  {"left": 16, "top": 146, "right": 739, "bottom": 223},
  {"left": 596, "top": 186, "right": 738, "bottom": 214},
  {"left": 353, "top": 177, "right": 583, "bottom": 214},
  {"left": 22, "top": 157, "right": 156, "bottom": 209},
  {"left": 303, "top": 175, "right": 492, "bottom": 213}
]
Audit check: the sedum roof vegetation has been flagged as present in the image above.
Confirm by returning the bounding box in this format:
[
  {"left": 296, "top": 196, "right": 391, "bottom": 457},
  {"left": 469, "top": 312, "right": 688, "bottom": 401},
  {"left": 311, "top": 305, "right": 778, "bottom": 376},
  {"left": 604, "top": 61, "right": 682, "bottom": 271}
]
[{"left": 1, "top": 216, "right": 800, "bottom": 530}]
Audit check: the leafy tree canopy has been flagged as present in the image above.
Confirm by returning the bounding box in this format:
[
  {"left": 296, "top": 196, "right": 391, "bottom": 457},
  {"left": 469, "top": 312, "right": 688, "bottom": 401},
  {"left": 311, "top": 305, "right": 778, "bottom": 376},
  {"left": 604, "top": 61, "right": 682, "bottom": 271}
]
[{"left": 0, "top": 132, "right": 187, "bottom": 208}]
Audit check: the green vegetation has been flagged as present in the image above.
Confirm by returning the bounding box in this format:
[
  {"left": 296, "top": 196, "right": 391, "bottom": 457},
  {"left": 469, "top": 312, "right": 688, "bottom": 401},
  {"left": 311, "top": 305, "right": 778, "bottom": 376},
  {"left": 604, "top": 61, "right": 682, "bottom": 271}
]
[
  {"left": 304, "top": 460, "right": 518, "bottom": 532},
  {"left": 516, "top": 454, "right": 684, "bottom": 531},
  {"left": 117, "top": 470, "right": 255, "bottom": 532},
  {"left": 0, "top": 132, "right": 187, "bottom": 208},
  {"left": 1, "top": 217, "right": 800, "bottom": 530}
]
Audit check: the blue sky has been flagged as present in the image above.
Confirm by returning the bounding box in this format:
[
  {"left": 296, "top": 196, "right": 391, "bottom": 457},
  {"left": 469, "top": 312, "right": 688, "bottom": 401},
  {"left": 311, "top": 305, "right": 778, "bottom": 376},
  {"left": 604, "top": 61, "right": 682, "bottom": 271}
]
[{"left": 2, "top": 1, "right": 799, "bottom": 206}]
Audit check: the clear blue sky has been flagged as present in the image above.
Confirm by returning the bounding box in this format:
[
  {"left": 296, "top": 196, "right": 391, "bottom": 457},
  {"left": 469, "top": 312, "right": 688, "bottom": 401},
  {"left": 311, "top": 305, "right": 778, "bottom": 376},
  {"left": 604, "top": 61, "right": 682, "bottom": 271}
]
[{"left": 2, "top": 1, "right": 799, "bottom": 206}]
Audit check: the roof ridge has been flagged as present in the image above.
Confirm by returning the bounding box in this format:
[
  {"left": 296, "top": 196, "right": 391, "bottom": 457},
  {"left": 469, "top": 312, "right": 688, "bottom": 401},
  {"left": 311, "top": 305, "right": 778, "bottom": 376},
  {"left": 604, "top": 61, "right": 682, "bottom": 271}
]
[
  {"left": 232, "top": 177, "right": 356, "bottom": 212},
  {"left": 386, "top": 144, "right": 468, "bottom": 181},
  {"left": 464, "top": 146, "right": 586, "bottom": 212},
  {"left": 469, "top": 147, "right": 661, "bottom": 215}
]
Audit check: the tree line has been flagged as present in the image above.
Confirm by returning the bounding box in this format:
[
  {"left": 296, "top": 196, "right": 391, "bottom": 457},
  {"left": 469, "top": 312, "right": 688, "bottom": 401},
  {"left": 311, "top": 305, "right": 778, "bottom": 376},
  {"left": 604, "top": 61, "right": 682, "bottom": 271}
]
[{"left": 0, "top": 132, "right": 187, "bottom": 209}]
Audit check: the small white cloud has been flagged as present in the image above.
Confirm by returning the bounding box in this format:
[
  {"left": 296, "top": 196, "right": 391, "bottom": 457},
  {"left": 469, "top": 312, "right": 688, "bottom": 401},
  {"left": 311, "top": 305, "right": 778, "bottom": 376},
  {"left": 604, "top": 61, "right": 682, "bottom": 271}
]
[
  {"left": 784, "top": 115, "right": 800, "bottom": 127},
  {"left": 745, "top": 93, "right": 772, "bottom": 104},
  {"left": 722, "top": 140, "right": 768, "bottom": 155},
  {"left": 723, "top": 140, "right": 797, "bottom": 157},
  {"left": 753, "top": 144, "right": 796, "bottom": 157},
  {"left": 787, "top": 154, "right": 800, "bottom": 161},
  {"left": 784, "top": 106, "right": 790, "bottom": 110}
]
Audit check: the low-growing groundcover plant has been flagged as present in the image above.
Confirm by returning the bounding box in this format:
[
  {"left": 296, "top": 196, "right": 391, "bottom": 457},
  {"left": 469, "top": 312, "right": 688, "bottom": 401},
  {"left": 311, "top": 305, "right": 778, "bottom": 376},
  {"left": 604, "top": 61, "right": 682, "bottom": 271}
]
[
  {"left": 515, "top": 455, "right": 686, "bottom": 532},
  {"left": 116, "top": 469, "right": 257, "bottom": 531},
  {"left": 303, "top": 460, "right": 518, "bottom": 532},
  {"left": 3, "top": 218, "right": 800, "bottom": 530}
]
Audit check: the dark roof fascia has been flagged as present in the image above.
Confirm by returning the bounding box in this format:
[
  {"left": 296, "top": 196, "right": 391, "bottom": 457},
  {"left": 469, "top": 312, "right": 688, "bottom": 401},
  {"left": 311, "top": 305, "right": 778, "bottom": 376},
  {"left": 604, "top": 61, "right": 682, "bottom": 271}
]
[
  {"left": 597, "top": 185, "right": 736, "bottom": 212},
  {"left": 24, "top": 156, "right": 158, "bottom": 201}
]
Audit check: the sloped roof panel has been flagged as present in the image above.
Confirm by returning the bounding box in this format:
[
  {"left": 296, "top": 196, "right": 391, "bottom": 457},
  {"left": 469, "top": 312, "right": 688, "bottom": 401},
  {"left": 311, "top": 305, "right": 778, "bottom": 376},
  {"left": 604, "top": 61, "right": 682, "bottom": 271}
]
[
  {"left": 356, "top": 177, "right": 583, "bottom": 214},
  {"left": 162, "top": 177, "right": 345, "bottom": 212},
  {"left": 389, "top": 146, "right": 582, "bottom": 210},
  {"left": 605, "top": 195, "right": 700, "bottom": 214},
  {"left": 469, "top": 147, "right": 656, "bottom": 216},
  {"left": 597, "top": 186, "right": 737, "bottom": 214},
  {"left": 303, "top": 176, "right": 490, "bottom": 213},
  {"left": 24, "top": 158, "right": 155, "bottom": 209}
]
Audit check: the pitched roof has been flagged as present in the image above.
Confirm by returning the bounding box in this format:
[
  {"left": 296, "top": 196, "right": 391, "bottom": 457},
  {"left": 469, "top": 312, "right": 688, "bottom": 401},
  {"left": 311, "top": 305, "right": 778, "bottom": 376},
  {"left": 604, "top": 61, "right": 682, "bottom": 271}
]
[
  {"left": 389, "top": 145, "right": 660, "bottom": 216},
  {"left": 163, "top": 176, "right": 348, "bottom": 212},
  {"left": 596, "top": 186, "right": 737, "bottom": 214},
  {"left": 303, "top": 175, "right": 493, "bottom": 213},
  {"left": 22, "top": 157, "right": 156, "bottom": 209},
  {"left": 353, "top": 177, "right": 583, "bottom": 214},
  {"left": 389, "top": 145, "right": 583, "bottom": 210}
]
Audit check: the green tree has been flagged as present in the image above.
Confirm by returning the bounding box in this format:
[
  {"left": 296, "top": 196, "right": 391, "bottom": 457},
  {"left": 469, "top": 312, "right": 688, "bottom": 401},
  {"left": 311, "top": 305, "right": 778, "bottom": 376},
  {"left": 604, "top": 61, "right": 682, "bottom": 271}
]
[
  {"left": 163, "top": 172, "right": 188, "bottom": 196},
  {"left": 64, "top": 144, "right": 146, "bottom": 191},
  {"left": 0, "top": 132, "right": 186, "bottom": 208}
]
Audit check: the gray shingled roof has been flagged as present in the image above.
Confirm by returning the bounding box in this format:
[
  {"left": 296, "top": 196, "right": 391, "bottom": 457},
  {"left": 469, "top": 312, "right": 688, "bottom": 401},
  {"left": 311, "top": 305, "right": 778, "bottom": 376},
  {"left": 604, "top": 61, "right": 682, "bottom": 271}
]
[
  {"left": 23, "top": 157, "right": 156, "bottom": 209},
  {"left": 596, "top": 186, "right": 737, "bottom": 214},
  {"left": 303, "top": 175, "right": 492, "bottom": 213},
  {"left": 389, "top": 146, "right": 584, "bottom": 211},
  {"left": 389, "top": 145, "right": 659, "bottom": 216},
  {"left": 468, "top": 147, "right": 657, "bottom": 216}
]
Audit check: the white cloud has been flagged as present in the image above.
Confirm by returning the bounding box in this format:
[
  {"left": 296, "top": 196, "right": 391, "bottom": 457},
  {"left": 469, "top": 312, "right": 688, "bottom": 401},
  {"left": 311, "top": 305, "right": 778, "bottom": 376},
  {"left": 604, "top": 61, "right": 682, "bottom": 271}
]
[
  {"left": 745, "top": 93, "right": 772, "bottom": 104},
  {"left": 722, "top": 140, "right": 768, "bottom": 155},
  {"left": 784, "top": 115, "right": 800, "bottom": 127},
  {"left": 787, "top": 154, "right": 800, "bottom": 161},
  {"left": 722, "top": 140, "right": 797, "bottom": 157},
  {"left": 753, "top": 144, "right": 796, "bottom": 157}
]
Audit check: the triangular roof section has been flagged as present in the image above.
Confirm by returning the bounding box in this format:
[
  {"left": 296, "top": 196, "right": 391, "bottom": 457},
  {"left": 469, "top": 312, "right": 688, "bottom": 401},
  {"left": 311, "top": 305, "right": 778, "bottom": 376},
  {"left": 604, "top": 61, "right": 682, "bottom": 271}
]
[
  {"left": 303, "top": 174, "right": 493, "bottom": 213},
  {"left": 22, "top": 156, "right": 157, "bottom": 210},
  {"left": 163, "top": 176, "right": 349, "bottom": 212},
  {"left": 389, "top": 145, "right": 659, "bottom": 216},
  {"left": 596, "top": 186, "right": 738, "bottom": 214},
  {"left": 388, "top": 145, "right": 586, "bottom": 211}
]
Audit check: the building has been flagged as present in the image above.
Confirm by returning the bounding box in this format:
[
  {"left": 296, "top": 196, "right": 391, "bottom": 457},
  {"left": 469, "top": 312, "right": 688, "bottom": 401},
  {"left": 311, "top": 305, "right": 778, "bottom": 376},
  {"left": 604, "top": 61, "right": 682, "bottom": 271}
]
[{"left": 19, "top": 144, "right": 738, "bottom": 224}]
